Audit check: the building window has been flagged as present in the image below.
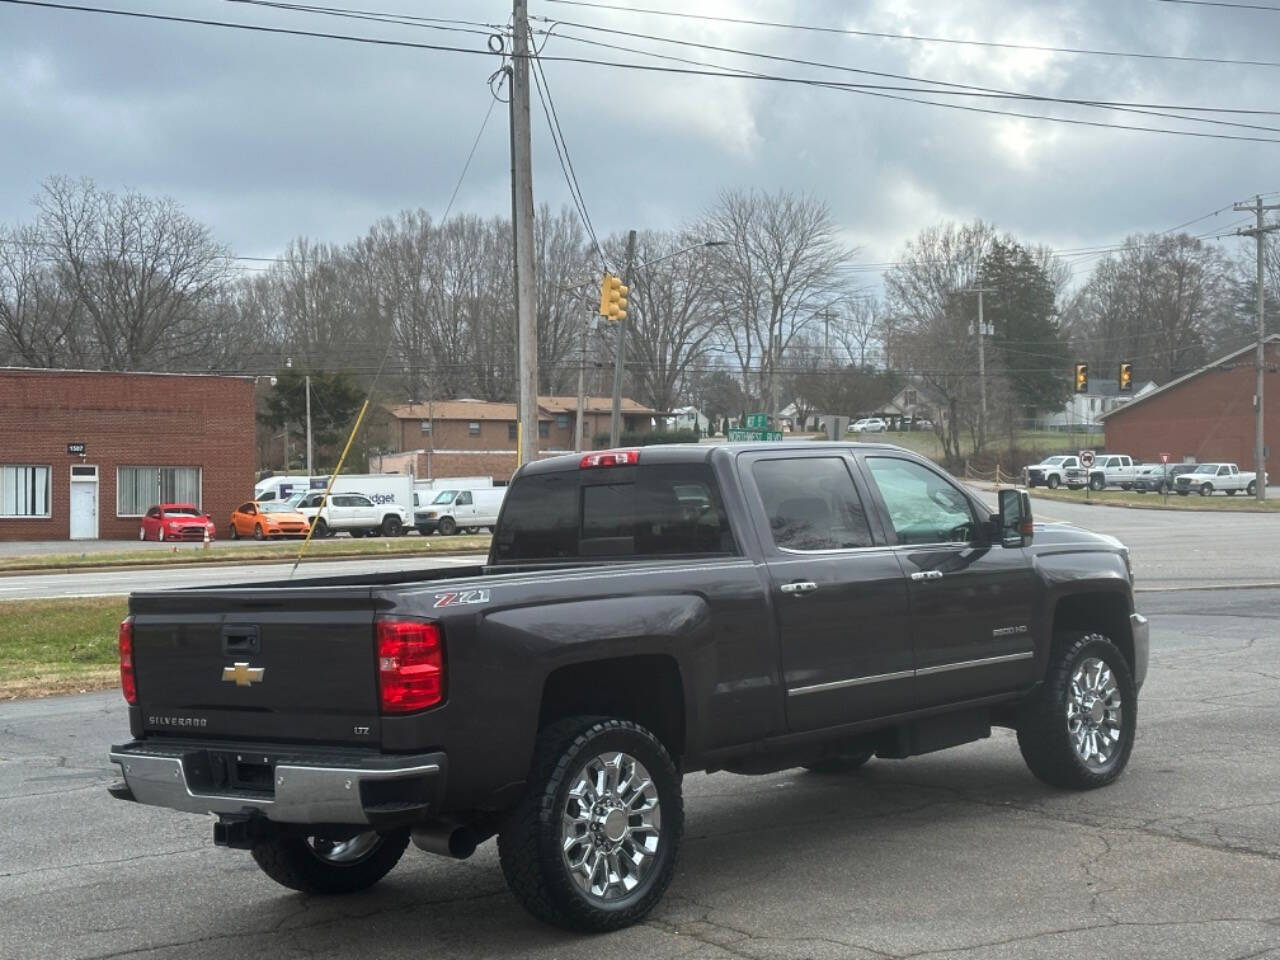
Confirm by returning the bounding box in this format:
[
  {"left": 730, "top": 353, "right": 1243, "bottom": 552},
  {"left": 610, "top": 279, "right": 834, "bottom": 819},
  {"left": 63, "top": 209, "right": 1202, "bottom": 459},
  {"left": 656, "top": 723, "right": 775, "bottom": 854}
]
[
  {"left": 0, "top": 465, "right": 51, "bottom": 518},
  {"left": 468, "top": 421, "right": 482, "bottom": 437},
  {"left": 508, "top": 423, "right": 518, "bottom": 441},
  {"left": 420, "top": 420, "right": 432, "bottom": 435},
  {"left": 904, "top": 389, "right": 917, "bottom": 406},
  {"left": 117, "top": 466, "right": 202, "bottom": 516},
  {"left": 556, "top": 413, "right": 570, "bottom": 429},
  {"left": 538, "top": 421, "right": 551, "bottom": 439}
]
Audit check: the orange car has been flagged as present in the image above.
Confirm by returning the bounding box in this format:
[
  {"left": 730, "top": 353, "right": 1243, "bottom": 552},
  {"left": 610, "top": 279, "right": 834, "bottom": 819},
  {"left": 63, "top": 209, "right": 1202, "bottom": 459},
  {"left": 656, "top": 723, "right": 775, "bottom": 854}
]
[{"left": 229, "top": 500, "right": 310, "bottom": 540}]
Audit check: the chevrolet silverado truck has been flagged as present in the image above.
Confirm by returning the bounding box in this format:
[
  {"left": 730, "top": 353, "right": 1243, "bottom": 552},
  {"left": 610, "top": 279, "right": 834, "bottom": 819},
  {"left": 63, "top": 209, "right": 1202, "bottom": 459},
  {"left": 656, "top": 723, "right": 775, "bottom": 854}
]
[
  {"left": 1065, "top": 453, "right": 1142, "bottom": 491},
  {"left": 107, "top": 443, "right": 1149, "bottom": 932},
  {"left": 1021, "top": 455, "right": 1082, "bottom": 490}
]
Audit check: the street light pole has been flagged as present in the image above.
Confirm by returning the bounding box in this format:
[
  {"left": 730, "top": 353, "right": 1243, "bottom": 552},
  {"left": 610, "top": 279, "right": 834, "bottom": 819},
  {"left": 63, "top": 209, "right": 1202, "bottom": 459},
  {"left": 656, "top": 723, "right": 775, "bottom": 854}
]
[
  {"left": 305, "top": 374, "right": 313, "bottom": 478},
  {"left": 1234, "top": 196, "right": 1280, "bottom": 501}
]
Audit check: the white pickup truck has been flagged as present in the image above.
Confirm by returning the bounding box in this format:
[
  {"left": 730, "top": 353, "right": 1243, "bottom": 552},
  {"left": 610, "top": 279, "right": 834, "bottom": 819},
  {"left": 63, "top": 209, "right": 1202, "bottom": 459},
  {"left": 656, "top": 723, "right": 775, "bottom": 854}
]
[
  {"left": 287, "top": 491, "right": 409, "bottom": 537},
  {"left": 1064, "top": 454, "right": 1143, "bottom": 491},
  {"left": 1021, "top": 455, "right": 1082, "bottom": 489},
  {"left": 1172, "top": 463, "right": 1261, "bottom": 497}
]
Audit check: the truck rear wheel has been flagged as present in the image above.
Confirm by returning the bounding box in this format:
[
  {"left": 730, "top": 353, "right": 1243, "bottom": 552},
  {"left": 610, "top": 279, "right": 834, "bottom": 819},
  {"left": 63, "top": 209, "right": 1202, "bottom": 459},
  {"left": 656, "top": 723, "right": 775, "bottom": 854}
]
[
  {"left": 312, "top": 518, "right": 329, "bottom": 539},
  {"left": 1016, "top": 632, "right": 1136, "bottom": 790},
  {"left": 381, "top": 515, "right": 403, "bottom": 537},
  {"left": 251, "top": 829, "right": 409, "bottom": 895},
  {"left": 498, "top": 716, "right": 683, "bottom": 932},
  {"left": 1089, "top": 475, "right": 1105, "bottom": 491},
  {"left": 1247, "top": 480, "right": 1257, "bottom": 496}
]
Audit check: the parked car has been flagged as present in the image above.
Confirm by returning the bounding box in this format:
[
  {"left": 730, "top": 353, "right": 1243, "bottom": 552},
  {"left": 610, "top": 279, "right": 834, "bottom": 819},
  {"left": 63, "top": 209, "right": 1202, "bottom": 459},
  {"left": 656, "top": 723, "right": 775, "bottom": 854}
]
[
  {"left": 289, "top": 491, "right": 408, "bottom": 538},
  {"left": 1065, "top": 454, "right": 1142, "bottom": 491},
  {"left": 1132, "top": 464, "right": 1197, "bottom": 494},
  {"left": 1021, "top": 455, "right": 1081, "bottom": 490},
  {"left": 848, "top": 417, "right": 888, "bottom": 433},
  {"left": 228, "top": 500, "right": 310, "bottom": 540},
  {"left": 109, "top": 442, "right": 1147, "bottom": 932},
  {"left": 415, "top": 486, "right": 506, "bottom": 535},
  {"left": 138, "top": 503, "right": 216, "bottom": 542},
  {"left": 1173, "top": 463, "right": 1262, "bottom": 497}
]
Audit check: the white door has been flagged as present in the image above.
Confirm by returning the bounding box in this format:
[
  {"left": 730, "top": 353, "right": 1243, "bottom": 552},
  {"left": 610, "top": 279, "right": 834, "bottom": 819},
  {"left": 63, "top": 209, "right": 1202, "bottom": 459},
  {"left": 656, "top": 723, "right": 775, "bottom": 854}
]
[{"left": 69, "top": 479, "right": 98, "bottom": 540}]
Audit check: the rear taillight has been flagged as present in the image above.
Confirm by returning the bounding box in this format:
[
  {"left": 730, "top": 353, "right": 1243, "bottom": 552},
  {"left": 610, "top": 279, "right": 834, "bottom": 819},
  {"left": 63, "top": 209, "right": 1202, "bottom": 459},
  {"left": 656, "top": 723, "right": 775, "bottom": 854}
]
[
  {"left": 581, "top": 449, "right": 640, "bottom": 469},
  {"left": 118, "top": 616, "right": 137, "bottom": 705},
  {"left": 377, "top": 618, "right": 444, "bottom": 713}
]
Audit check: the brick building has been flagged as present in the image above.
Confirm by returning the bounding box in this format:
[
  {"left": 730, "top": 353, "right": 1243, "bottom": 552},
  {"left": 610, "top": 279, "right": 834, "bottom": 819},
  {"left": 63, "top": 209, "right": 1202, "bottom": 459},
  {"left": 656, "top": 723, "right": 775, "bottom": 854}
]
[
  {"left": 1100, "top": 336, "right": 1280, "bottom": 474},
  {"left": 0, "top": 368, "right": 256, "bottom": 541},
  {"left": 381, "top": 396, "right": 659, "bottom": 481}
]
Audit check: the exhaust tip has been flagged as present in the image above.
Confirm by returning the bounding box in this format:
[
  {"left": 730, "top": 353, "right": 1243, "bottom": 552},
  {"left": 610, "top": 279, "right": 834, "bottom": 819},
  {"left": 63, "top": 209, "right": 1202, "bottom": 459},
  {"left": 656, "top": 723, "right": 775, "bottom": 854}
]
[{"left": 412, "top": 821, "right": 478, "bottom": 860}]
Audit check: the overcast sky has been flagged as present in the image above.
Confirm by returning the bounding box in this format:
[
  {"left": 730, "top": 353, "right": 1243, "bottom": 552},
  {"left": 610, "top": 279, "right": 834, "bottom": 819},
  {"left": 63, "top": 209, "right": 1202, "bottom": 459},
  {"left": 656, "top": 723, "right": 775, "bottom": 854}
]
[{"left": 2, "top": 0, "right": 1277, "bottom": 291}]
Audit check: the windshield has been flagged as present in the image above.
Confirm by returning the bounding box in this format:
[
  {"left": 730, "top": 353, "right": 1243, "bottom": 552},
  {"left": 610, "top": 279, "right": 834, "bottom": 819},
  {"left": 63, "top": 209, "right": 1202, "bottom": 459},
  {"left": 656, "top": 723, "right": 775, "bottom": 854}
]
[
  {"left": 1042, "top": 457, "right": 1067, "bottom": 466},
  {"left": 259, "top": 501, "right": 299, "bottom": 514},
  {"left": 284, "top": 493, "right": 307, "bottom": 508},
  {"left": 432, "top": 490, "right": 458, "bottom": 504},
  {"left": 163, "top": 507, "right": 201, "bottom": 517}
]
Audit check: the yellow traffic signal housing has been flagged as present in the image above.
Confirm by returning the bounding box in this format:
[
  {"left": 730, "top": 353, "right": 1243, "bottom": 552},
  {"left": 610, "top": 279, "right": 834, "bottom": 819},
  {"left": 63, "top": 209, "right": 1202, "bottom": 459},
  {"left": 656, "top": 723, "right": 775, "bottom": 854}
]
[
  {"left": 598, "top": 273, "right": 629, "bottom": 323},
  {"left": 1118, "top": 361, "right": 1133, "bottom": 392},
  {"left": 1074, "top": 362, "right": 1088, "bottom": 394}
]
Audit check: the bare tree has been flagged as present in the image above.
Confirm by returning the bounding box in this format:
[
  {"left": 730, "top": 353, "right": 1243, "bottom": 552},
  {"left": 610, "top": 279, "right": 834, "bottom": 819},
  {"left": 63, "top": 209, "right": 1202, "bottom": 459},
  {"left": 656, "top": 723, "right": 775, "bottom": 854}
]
[
  {"left": 0, "top": 222, "right": 91, "bottom": 367},
  {"left": 699, "top": 189, "right": 856, "bottom": 421},
  {"left": 36, "top": 176, "right": 233, "bottom": 370}
]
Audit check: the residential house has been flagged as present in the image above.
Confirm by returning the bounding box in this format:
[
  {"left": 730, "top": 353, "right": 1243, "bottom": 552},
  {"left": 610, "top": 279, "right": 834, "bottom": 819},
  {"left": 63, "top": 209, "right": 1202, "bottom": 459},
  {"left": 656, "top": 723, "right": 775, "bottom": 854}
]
[{"left": 1039, "top": 379, "right": 1156, "bottom": 431}]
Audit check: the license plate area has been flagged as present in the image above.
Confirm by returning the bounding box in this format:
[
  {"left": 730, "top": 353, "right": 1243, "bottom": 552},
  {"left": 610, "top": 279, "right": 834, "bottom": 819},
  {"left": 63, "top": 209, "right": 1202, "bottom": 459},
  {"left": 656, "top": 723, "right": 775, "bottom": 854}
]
[{"left": 184, "top": 749, "right": 277, "bottom": 797}]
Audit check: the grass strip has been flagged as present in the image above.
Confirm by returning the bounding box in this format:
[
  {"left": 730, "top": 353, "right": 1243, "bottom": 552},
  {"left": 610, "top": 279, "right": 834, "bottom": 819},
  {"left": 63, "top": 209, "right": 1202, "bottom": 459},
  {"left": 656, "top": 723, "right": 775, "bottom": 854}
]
[
  {"left": 0, "top": 596, "right": 129, "bottom": 699},
  {"left": 0, "top": 534, "right": 491, "bottom": 574},
  {"left": 1026, "top": 488, "right": 1280, "bottom": 512}
]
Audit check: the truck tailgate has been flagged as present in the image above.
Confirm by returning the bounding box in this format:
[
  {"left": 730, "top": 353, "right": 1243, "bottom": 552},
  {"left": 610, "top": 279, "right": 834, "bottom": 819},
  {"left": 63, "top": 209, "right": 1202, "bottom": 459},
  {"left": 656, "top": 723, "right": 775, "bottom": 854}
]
[{"left": 130, "top": 587, "right": 382, "bottom": 746}]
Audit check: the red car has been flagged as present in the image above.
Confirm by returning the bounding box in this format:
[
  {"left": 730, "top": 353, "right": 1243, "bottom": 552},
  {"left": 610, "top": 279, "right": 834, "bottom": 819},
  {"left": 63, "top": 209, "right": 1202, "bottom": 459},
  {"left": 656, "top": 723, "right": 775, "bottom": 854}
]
[{"left": 138, "top": 503, "right": 217, "bottom": 542}]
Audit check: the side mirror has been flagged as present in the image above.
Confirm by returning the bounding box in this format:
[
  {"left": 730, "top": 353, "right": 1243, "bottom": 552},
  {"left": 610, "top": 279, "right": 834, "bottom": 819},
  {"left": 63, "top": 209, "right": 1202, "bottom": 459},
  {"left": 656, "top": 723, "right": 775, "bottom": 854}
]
[{"left": 997, "top": 488, "right": 1034, "bottom": 547}]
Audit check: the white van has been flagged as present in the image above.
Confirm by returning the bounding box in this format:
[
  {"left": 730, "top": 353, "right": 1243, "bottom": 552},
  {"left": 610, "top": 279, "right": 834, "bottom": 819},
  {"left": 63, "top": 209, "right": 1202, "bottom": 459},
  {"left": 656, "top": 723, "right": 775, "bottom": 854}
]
[{"left": 415, "top": 487, "right": 507, "bottom": 536}]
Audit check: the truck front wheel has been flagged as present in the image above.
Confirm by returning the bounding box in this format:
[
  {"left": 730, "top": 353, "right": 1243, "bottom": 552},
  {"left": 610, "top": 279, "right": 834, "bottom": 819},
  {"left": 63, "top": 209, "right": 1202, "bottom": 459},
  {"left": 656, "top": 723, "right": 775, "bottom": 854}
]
[
  {"left": 251, "top": 829, "right": 409, "bottom": 895},
  {"left": 498, "top": 716, "right": 683, "bottom": 932},
  {"left": 1046, "top": 475, "right": 1060, "bottom": 489},
  {"left": 1016, "top": 632, "right": 1136, "bottom": 790}
]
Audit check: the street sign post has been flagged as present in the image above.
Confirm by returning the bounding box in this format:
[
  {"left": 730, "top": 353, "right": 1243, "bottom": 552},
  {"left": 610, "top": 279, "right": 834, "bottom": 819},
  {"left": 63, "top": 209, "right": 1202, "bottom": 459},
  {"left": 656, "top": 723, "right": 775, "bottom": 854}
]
[
  {"left": 1079, "top": 450, "right": 1096, "bottom": 501},
  {"left": 726, "top": 428, "right": 783, "bottom": 442}
]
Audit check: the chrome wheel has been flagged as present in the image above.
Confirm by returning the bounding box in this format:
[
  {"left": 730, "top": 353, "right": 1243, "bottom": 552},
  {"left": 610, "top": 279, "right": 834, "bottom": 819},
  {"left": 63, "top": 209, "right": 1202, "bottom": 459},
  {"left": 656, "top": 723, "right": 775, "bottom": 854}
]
[
  {"left": 560, "top": 751, "right": 661, "bottom": 902},
  {"left": 1067, "top": 657, "right": 1123, "bottom": 768},
  {"left": 308, "top": 832, "right": 381, "bottom": 864}
]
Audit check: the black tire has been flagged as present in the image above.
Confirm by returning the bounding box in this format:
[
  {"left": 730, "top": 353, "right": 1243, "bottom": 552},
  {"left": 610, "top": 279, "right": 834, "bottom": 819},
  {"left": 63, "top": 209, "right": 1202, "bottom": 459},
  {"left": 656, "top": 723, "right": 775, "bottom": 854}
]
[
  {"left": 1016, "top": 632, "right": 1137, "bottom": 790},
  {"left": 230, "top": 523, "right": 239, "bottom": 540},
  {"left": 804, "top": 748, "right": 874, "bottom": 774},
  {"left": 254, "top": 524, "right": 265, "bottom": 541},
  {"left": 349, "top": 529, "right": 366, "bottom": 539},
  {"left": 313, "top": 518, "right": 329, "bottom": 539},
  {"left": 416, "top": 525, "right": 432, "bottom": 536},
  {"left": 381, "top": 515, "right": 403, "bottom": 537},
  {"left": 251, "top": 829, "right": 409, "bottom": 895},
  {"left": 1067, "top": 484, "right": 1083, "bottom": 491},
  {"left": 1089, "top": 475, "right": 1105, "bottom": 492},
  {"left": 498, "top": 717, "right": 683, "bottom": 932},
  {"left": 1177, "top": 490, "right": 1189, "bottom": 496},
  {"left": 1247, "top": 480, "right": 1257, "bottom": 496},
  {"left": 1226, "top": 489, "right": 1237, "bottom": 496},
  {"left": 1120, "top": 483, "right": 1132, "bottom": 491},
  {"left": 437, "top": 516, "right": 457, "bottom": 537},
  {"left": 1199, "top": 483, "right": 1212, "bottom": 497},
  {"left": 1047, "top": 475, "right": 1060, "bottom": 490}
]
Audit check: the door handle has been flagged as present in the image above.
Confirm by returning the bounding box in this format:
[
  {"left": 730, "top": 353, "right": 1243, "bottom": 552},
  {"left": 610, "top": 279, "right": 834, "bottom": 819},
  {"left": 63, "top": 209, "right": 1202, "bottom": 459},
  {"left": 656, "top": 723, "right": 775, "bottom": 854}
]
[
  {"left": 780, "top": 580, "right": 819, "bottom": 595},
  {"left": 910, "top": 570, "right": 944, "bottom": 582}
]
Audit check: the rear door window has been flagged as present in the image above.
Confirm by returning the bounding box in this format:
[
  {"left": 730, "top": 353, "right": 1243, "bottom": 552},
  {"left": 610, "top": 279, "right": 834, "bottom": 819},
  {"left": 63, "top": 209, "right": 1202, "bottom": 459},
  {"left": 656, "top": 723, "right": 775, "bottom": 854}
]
[{"left": 751, "top": 457, "right": 873, "bottom": 551}]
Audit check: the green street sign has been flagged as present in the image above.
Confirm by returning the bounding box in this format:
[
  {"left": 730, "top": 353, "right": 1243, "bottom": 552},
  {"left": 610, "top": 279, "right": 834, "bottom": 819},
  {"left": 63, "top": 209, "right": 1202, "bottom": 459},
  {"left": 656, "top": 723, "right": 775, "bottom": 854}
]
[
  {"left": 726, "top": 428, "right": 783, "bottom": 442},
  {"left": 745, "top": 413, "right": 768, "bottom": 429}
]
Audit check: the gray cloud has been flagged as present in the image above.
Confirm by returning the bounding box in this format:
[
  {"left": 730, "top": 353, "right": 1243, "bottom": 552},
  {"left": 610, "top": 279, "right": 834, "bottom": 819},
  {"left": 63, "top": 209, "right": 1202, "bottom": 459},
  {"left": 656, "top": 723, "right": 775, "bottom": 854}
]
[{"left": 1, "top": 0, "right": 1276, "bottom": 283}]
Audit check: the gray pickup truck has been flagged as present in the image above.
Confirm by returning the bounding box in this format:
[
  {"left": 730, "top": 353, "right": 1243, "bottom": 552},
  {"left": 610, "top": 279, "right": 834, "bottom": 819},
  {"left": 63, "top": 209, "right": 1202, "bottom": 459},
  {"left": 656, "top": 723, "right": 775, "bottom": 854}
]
[{"left": 108, "top": 443, "right": 1148, "bottom": 932}]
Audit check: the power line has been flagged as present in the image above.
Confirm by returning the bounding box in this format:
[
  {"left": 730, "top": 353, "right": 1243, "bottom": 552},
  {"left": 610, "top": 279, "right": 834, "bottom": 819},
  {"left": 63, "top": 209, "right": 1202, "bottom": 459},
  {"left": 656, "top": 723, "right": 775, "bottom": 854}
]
[
  {"left": 439, "top": 78, "right": 502, "bottom": 224},
  {"left": 545, "top": 0, "right": 1280, "bottom": 68},
  {"left": 527, "top": 28, "right": 607, "bottom": 267},
  {"left": 1152, "top": 0, "right": 1280, "bottom": 10}
]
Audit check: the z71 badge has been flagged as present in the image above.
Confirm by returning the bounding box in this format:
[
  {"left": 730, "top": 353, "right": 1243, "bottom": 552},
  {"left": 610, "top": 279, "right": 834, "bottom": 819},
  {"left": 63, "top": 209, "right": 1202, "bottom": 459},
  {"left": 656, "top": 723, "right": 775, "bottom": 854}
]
[{"left": 434, "top": 589, "right": 491, "bottom": 608}]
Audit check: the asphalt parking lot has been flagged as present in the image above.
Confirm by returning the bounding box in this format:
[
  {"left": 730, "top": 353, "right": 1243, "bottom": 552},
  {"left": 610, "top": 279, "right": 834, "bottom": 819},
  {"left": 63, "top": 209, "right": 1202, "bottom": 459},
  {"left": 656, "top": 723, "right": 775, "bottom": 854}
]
[{"left": 3, "top": 586, "right": 1277, "bottom": 960}]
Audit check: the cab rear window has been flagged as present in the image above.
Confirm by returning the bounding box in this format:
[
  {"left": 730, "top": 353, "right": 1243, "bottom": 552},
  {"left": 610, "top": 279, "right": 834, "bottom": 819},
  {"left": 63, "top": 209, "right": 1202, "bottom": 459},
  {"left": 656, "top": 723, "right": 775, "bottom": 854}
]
[{"left": 492, "top": 464, "right": 735, "bottom": 562}]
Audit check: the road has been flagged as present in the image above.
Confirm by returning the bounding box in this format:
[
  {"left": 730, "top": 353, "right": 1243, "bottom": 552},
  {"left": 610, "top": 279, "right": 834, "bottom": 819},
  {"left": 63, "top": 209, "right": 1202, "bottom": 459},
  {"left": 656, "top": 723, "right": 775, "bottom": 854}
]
[
  {"left": 3, "top": 587, "right": 1277, "bottom": 960},
  {"left": 0, "top": 555, "right": 487, "bottom": 601}
]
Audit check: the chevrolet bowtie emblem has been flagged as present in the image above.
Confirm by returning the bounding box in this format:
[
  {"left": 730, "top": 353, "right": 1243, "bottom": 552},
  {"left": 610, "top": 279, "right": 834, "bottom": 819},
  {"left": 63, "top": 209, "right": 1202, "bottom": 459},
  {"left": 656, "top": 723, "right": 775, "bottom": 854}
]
[{"left": 222, "top": 662, "right": 265, "bottom": 687}]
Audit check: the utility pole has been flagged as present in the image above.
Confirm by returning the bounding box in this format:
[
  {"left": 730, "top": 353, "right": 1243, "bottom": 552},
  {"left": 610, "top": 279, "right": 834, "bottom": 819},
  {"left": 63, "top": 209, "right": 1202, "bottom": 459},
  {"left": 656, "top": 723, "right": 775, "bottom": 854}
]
[
  {"left": 964, "top": 287, "right": 995, "bottom": 448},
  {"left": 1234, "top": 195, "right": 1280, "bottom": 502},
  {"left": 575, "top": 309, "right": 590, "bottom": 453},
  {"left": 609, "top": 229, "right": 637, "bottom": 448},
  {"left": 511, "top": 0, "right": 539, "bottom": 467},
  {"left": 304, "top": 374, "right": 313, "bottom": 478}
]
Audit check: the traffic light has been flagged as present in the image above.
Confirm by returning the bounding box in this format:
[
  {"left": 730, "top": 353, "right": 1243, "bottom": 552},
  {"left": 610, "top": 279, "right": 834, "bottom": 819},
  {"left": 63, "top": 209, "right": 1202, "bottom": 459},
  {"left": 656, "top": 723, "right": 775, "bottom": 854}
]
[
  {"left": 598, "top": 273, "right": 629, "bottom": 323},
  {"left": 1074, "top": 362, "right": 1088, "bottom": 394},
  {"left": 1118, "top": 360, "right": 1133, "bottom": 392}
]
